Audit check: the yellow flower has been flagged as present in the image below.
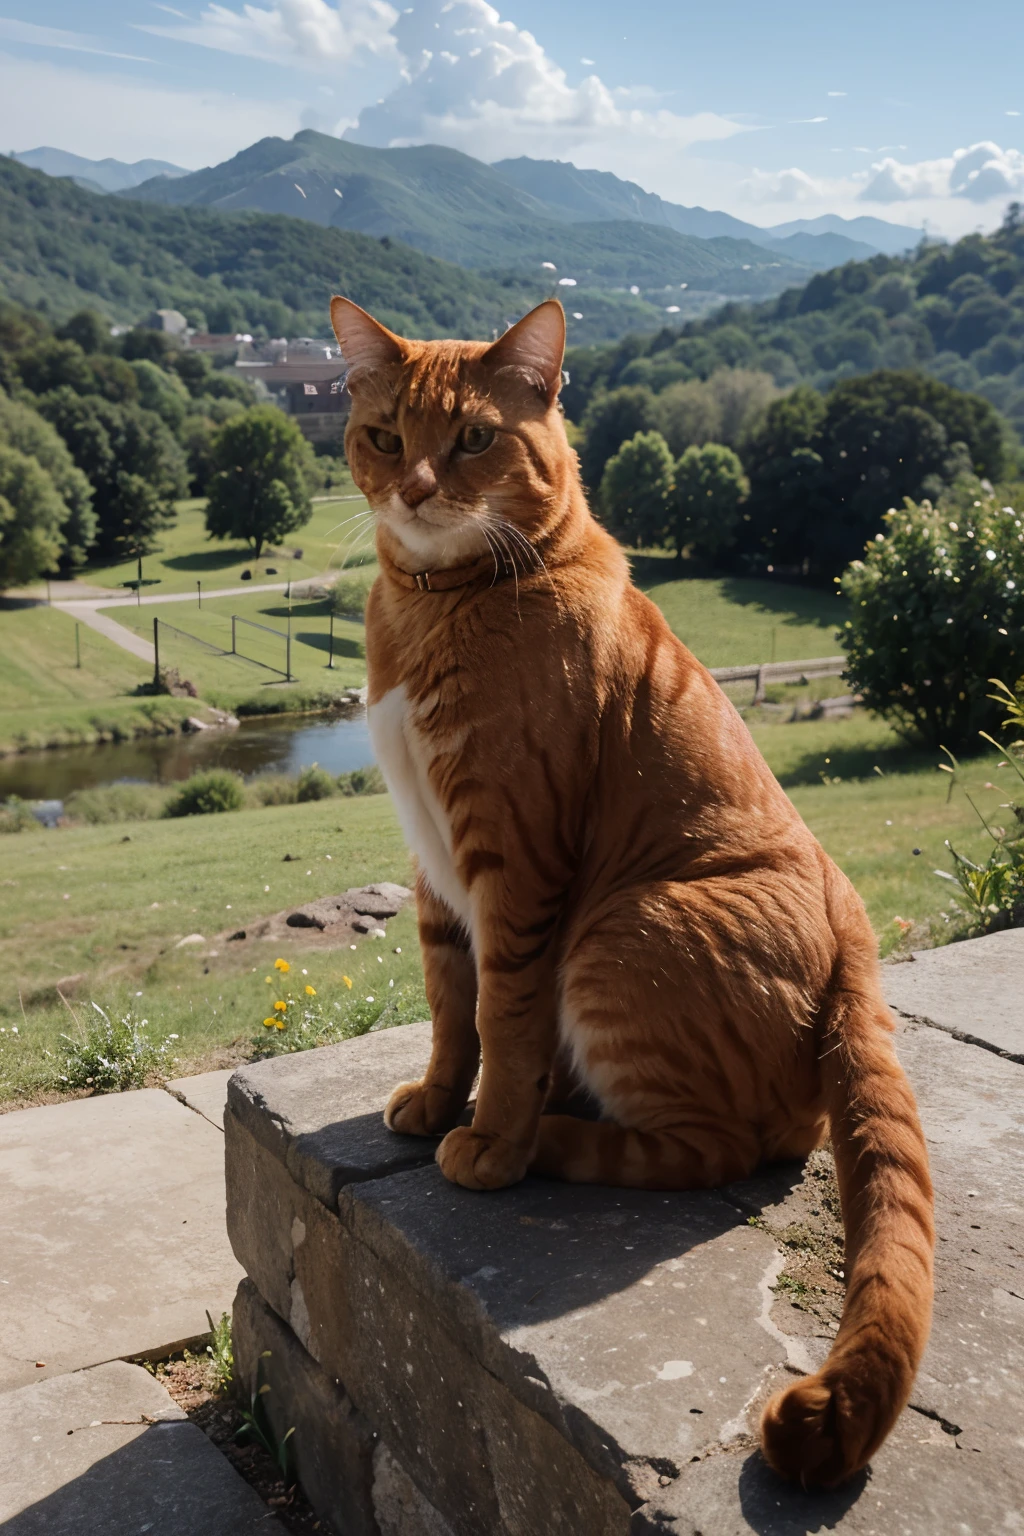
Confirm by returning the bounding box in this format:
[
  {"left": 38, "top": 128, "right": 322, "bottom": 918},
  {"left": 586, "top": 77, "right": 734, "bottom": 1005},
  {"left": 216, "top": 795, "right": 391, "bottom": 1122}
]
[
  {"left": 262, "top": 1018, "right": 276, "bottom": 1028},
  {"left": 273, "top": 1000, "right": 287, "bottom": 1012},
  {"left": 275, "top": 1020, "right": 286, "bottom": 1030},
  {"left": 305, "top": 984, "right": 316, "bottom": 996},
  {"left": 343, "top": 975, "right": 352, "bottom": 989},
  {"left": 274, "top": 958, "right": 290, "bottom": 973}
]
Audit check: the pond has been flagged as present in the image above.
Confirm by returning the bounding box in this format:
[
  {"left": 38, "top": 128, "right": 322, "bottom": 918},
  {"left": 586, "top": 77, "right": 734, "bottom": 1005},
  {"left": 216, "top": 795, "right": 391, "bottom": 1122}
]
[{"left": 0, "top": 711, "right": 376, "bottom": 802}]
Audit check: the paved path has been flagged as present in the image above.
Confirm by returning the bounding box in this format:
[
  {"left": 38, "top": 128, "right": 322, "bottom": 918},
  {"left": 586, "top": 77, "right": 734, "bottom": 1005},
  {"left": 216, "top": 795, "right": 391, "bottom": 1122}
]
[
  {"left": 0, "top": 1361, "right": 281, "bottom": 1534},
  {"left": 0, "top": 1074, "right": 238, "bottom": 1392},
  {"left": 54, "top": 577, "right": 334, "bottom": 667}
]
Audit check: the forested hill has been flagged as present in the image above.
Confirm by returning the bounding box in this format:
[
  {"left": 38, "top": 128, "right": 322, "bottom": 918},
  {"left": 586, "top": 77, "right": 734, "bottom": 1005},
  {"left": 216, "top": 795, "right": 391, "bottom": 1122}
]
[
  {"left": 563, "top": 209, "right": 1024, "bottom": 440},
  {"left": 0, "top": 156, "right": 552, "bottom": 341}
]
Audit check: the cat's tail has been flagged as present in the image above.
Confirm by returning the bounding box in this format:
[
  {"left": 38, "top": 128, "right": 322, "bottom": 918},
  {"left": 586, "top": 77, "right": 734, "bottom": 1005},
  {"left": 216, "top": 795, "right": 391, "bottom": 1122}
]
[{"left": 759, "top": 940, "right": 934, "bottom": 1488}]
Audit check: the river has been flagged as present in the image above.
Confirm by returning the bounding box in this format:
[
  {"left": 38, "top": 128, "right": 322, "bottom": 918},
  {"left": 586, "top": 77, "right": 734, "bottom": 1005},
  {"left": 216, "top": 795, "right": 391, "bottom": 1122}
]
[{"left": 0, "top": 711, "right": 376, "bottom": 801}]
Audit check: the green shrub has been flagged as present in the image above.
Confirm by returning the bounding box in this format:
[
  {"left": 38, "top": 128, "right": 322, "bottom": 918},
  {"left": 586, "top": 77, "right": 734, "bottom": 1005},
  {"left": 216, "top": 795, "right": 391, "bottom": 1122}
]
[
  {"left": 0, "top": 796, "right": 41, "bottom": 834},
  {"left": 841, "top": 489, "right": 1024, "bottom": 748},
  {"left": 328, "top": 574, "right": 373, "bottom": 619},
  {"left": 65, "top": 784, "right": 169, "bottom": 824},
  {"left": 248, "top": 773, "right": 297, "bottom": 807},
  {"left": 164, "top": 769, "right": 244, "bottom": 818},
  {"left": 296, "top": 763, "right": 337, "bottom": 802},
  {"left": 50, "top": 1003, "right": 172, "bottom": 1092},
  {"left": 337, "top": 765, "right": 386, "bottom": 796}
]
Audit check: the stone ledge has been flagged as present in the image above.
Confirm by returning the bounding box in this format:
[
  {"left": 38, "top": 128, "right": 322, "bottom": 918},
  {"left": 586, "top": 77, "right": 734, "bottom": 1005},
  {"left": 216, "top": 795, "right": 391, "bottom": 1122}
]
[
  {"left": 225, "top": 982, "right": 1024, "bottom": 1533},
  {"left": 226, "top": 1022, "right": 436, "bottom": 1206}
]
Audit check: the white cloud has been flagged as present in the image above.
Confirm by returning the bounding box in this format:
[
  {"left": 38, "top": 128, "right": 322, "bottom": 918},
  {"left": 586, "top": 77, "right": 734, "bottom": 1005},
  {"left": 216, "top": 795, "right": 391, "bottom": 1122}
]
[
  {"left": 827, "top": 91, "right": 846, "bottom": 97},
  {"left": 860, "top": 142, "right": 1024, "bottom": 204},
  {"left": 344, "top": 0, "right": 746, "bottom": 166},
  {"left": 789, "top": 116, "right": 827, "bottom": 124},
  {"left": 741, "top": 166, "right": 827, "bottom": 204},
  {"left": 0, "top": 51, "right": 301, "bottom": 165},
  {"left": 140, "top": 0, "right": 398, "bottom": 71},
  {"left": 0, "top": 17, "right": 154, "bottom": 62}
]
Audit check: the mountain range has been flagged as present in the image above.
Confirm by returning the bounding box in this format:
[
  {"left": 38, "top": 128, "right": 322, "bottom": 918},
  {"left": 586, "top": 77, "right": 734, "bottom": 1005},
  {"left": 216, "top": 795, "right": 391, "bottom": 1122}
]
[
  {"left": 121, "top": 133, "right": 923, "bottom": 278},
  {"left": 8, "top": 135, "right": 926, "bottom": 321},
  {"left": 11, "top": 146, "right": 188, "bottom": 196}
]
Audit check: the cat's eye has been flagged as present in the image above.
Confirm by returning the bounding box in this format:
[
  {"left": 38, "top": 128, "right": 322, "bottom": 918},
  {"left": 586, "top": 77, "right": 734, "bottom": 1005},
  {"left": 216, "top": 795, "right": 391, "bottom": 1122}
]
[
  {"left": 457, "top": 424, "right": 495, "bottom": 455},
  {"left": 368, "top": 427, "right": 401, "bottom": 455}
]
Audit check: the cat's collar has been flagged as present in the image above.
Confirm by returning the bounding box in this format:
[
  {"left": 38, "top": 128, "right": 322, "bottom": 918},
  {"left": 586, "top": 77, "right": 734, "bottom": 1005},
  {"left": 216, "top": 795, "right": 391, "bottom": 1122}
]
[{"left": 384, "top": 550, "right": 517, "bottom": 593}]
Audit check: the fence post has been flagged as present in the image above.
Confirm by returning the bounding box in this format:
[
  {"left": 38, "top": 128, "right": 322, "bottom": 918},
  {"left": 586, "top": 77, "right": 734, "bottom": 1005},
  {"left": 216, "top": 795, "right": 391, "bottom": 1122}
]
[
  {"left": 328, "top": 612, "right": 334, "bottom": 669},
  {"left": 753, "top": 665, "right": 766, "bottom": 706},
  {"left": 153, "top": 617, "right": 160, "bottom": 688},
  {"left": 286, "top": 617, "right": 292, "bottom": 682},
  {"left": 75, "top": 623, "right": 81, "bottom": 669},
  {"left": 197, "top": 580, "right": 201, "bottom": 610},
  {"left": 231, "top": 615, "right": 236, "bottom": 655}
]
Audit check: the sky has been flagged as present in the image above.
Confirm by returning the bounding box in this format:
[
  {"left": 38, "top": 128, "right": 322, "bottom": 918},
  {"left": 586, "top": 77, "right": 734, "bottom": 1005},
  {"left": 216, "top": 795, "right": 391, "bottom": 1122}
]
[{"left": 1, "top": 0, "right": 1022, "bottom": 235}]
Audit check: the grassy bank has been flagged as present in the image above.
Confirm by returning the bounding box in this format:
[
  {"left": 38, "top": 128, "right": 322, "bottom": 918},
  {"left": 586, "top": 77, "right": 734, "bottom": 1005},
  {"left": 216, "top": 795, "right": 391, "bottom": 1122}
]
[{"left": 0, "top": 712, "right": 1003, "bottom": 1104}]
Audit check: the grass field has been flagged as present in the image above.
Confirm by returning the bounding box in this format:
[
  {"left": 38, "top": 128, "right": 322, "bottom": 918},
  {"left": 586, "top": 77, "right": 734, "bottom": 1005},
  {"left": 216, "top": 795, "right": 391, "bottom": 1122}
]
[
  {"left": 629, "top": 555, "right": 846, "bottom": 668},
  {"left": 0, "top": 711, "right": 1005, "bottom": 1104},
  {"left": 16, "top": 480, "right": 375, "bottom": 600},
  {"left": 0, "top": 604, "right": 201, "bottom": 754},
  {"left": 101, "top": 589, "right": 369, "bottom": 704}
]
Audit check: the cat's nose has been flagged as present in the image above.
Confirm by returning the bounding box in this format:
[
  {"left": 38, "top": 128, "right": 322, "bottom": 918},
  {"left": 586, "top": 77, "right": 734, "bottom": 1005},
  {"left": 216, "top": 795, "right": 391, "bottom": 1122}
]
[{"left": 400, "top": 463, "right": 438, "bottom": 508}]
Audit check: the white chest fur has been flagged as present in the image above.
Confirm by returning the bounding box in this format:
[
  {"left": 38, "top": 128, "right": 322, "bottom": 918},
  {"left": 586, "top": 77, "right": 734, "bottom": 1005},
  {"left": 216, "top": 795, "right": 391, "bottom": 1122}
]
[{"left": 367, "top": 685, "right": 472, "bottom": 928}]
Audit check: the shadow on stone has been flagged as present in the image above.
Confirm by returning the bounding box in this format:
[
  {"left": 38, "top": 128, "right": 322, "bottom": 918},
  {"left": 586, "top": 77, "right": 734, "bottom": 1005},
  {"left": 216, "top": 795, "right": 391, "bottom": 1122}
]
[{"left": 737, "top": 1451, "right": 869, "bottom": 1535}]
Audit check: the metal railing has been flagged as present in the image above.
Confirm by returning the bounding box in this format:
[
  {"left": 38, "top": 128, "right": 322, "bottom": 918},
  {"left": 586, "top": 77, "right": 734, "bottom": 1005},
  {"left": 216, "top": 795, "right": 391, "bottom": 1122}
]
[{"left": 231, "top": 613, "right": 291, "bottom": 680}]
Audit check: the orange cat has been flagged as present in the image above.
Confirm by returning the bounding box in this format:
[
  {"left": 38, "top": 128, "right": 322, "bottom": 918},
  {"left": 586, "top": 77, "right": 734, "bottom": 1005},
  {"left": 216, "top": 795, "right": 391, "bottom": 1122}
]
[{"left": 330, "top": 294, "right": 934, "bottom": 1489}]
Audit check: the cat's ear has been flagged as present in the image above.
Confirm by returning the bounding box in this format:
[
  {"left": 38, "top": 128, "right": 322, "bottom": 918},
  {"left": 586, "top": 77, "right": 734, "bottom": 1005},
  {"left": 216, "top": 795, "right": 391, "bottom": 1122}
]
[
  {"left": 330, "top": 297, "right": 405, "bottom": 382},
  {"left": 484, "top": 300, "right": 565, "bottom": 402}
]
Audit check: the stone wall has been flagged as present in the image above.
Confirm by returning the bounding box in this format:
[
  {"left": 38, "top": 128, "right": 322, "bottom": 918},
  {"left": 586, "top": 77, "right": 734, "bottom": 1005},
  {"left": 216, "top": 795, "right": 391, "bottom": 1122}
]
[{"left": 224, "top": 932, "right": 1024, "bottom": 1534}]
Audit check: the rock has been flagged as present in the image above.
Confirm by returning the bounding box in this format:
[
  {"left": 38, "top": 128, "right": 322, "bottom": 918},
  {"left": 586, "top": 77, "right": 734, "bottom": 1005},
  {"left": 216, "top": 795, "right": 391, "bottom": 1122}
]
[
  {"left": 29, "top": 800, "right": 63, "bottom": 828},
  {"left": 183, "top": 717, "right": 209, "bottom": 733},
  {"left": 0, "top": 1359, "right": 282, "bottom": 1534},
  {"left": 175, "top": 933, "right": 206, "bottom": 947},
  {"left": 349, "top": 882, "right": 413, "bottom": 919},
  {"left": 884, "top": 927, "right": 1024, "bottom": 1060},
  {"left": 227, "top": 929, "right": 247, "bottom": 941},
  {"left": 352, "top": 914, "right": 386, "bottom": 934},
  {"left": 282, "top": 853, "right": 298, "bottom": 862}
]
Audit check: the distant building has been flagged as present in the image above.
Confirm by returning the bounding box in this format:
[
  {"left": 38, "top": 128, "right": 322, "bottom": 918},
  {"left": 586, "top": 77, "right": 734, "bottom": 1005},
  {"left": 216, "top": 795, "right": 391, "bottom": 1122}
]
[
  {"left": 145, "top": 309, "right": 188, "bottom": 335},
  {"left": 235, "top": 352, "right": 348, "bottom": 445}
]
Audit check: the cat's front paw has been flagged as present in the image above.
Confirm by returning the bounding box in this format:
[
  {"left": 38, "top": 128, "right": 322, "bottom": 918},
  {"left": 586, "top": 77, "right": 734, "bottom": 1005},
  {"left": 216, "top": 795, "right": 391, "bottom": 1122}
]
[
  {"left": 384, "top": 1079, "right": 463, "bottom": 1137},
  {"left": 436, "top": 1126, "right": 529, "bottom": 1190}
]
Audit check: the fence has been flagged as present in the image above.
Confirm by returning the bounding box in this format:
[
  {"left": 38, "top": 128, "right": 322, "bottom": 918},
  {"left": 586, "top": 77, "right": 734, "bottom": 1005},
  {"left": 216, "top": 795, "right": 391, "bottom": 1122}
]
[
  {"left": 231, "top": 614, "right": 291, "bottom": 680},
  {"left": 708, "top": 654, "right": 847, "bottom": 704}
]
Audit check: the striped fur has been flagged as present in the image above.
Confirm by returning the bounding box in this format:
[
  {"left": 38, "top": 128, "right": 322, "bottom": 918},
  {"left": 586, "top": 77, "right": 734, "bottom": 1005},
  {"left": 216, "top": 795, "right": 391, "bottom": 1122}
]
[{"left": 331, "top": 296, "right": 935, "bottom": 1487}]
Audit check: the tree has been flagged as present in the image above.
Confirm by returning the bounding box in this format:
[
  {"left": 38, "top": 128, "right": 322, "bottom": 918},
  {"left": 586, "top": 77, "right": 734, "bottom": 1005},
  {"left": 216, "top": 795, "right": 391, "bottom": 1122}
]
[
  {"left": 578, "top": 386, "right": 658, "bottom": 489},
  {"left": 38, "top": 390, "right": 187, "bottom": 559},
  {"left": 0, "top": 390, "right": 95, "bottom": 567},
  {"left": 0, "top": 446, "right": 66, "bottom": 588},
  {"left": 204, "top": 407, "right": 314, "bottom": 562},
  {"left": 669, "top": 443, "right": 749, "bottom": 561},
  {"left": 743, "top": 372, "right": 1007, "bottom": 576},
  {"left": 598, "top": 431, "right": 674, "bottom": 546},
  {"left": 841, "top": 488, "right": 1024, "bottom": 748}
]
